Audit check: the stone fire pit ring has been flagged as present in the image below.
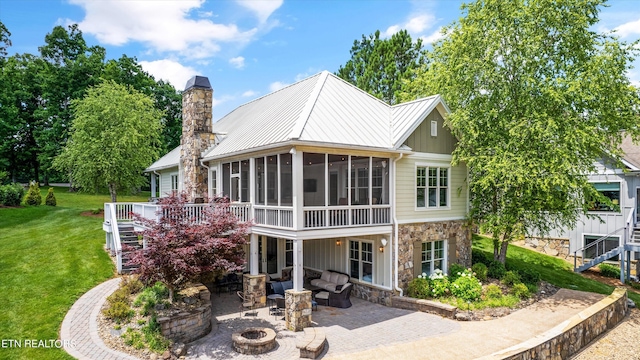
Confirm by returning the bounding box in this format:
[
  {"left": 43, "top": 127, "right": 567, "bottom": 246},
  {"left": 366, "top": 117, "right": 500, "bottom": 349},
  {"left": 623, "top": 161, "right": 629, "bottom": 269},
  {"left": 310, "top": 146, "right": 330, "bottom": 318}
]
[{"left": 232, "top": 327, "right": 277, "bottom": 355}]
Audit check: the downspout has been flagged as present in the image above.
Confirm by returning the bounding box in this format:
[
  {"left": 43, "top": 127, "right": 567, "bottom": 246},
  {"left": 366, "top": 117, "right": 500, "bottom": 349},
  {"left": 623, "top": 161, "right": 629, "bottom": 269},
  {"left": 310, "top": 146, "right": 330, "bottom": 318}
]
[{"left": 393, "top": 153, "right": 404, "bottom": 296}]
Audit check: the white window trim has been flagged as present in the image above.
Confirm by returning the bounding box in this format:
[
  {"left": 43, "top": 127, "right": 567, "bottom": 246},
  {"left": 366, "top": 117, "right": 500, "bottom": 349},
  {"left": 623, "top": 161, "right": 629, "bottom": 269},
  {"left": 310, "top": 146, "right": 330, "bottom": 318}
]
[
  {"left": 587, "top": 180, "right": 623, "bottom": 214},
  {"left": 581, "top": 233, "right": 621, "bottom": 258},
  {"left": 420, "top": 239, "right": 448, "bottom": 275},
  {"left": 414, "top": 163, "right": 451, "bottom": 211},
  {"left": 170, "top": 173, "right": 179, "bottom": 194},
  {"left": 348, "top": 238, "right": 374, "bottom": 284}
]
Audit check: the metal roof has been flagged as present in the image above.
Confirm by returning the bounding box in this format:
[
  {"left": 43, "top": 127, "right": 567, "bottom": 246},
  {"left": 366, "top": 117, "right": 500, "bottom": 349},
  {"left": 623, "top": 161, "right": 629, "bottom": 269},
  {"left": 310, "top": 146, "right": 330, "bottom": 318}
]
[
  {"left": 147, "top": 71, "right": 448, "bottom": 169},
  {"left": 146, "top": 145, "right": 180, "bottom": 171}
]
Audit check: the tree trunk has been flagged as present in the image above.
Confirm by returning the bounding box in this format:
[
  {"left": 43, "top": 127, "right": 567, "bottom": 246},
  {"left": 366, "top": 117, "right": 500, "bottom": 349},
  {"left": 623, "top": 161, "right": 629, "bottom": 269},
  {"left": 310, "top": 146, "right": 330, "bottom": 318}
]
[
  {"left": 108, "top": 183, "right": 117, "bottom": 202},
  {"left": 168, "top": 286, "right": 174, "bottom": 304},
  {"left": 498, "top": 240, "right": 509, "bottom": 264}
]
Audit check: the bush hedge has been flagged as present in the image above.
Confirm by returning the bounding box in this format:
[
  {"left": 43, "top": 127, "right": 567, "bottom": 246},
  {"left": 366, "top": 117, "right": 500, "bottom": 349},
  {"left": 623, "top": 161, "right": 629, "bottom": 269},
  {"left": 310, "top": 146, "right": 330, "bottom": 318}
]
[{"left": 1, "top": 184, "right": 25, "bottom": 206}]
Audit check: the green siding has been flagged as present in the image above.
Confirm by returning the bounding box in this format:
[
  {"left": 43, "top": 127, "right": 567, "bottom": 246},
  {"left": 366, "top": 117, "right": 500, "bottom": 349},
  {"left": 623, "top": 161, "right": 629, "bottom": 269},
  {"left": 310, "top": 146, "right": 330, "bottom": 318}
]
[
  {"left": 395, "top": 156, "right": 467, "bottom": 221},
  {"left": 403, "top": 110, "right": 456, "bottom": 154}
]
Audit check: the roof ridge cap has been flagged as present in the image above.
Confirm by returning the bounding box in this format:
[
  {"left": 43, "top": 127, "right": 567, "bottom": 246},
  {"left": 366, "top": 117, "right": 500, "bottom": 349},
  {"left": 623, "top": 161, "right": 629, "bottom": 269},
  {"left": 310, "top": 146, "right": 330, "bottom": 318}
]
[{"left": 287, "top": 71, "right": 329, "bottom": 140}]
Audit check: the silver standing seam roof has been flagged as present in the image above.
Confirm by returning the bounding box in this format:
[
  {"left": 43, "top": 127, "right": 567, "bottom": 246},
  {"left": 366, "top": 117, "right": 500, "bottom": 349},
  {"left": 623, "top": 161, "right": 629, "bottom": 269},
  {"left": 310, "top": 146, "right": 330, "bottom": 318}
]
[{"left": 146, "top": 71, "right": 447, "bottom": 171}]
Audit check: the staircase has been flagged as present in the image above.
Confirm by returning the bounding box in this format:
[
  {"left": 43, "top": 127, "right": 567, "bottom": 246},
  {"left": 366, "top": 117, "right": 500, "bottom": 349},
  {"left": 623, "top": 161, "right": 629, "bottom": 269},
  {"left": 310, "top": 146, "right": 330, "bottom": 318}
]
[
  {"left": 575, "top": 246, "right": 622, "bottom": 273},
  {"left": 118, "top": 225, "right": 142, "bottom": 274}
]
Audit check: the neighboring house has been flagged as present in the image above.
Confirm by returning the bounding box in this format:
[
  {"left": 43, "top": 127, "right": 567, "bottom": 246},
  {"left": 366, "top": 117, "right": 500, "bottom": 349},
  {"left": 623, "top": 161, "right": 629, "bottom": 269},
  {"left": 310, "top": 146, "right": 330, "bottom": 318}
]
[
  {"left": 528, "top": 137, "right": 640, "bottom": 278},
  {"left": 105, "top": 71, "right": 471, "bottom": 321}
]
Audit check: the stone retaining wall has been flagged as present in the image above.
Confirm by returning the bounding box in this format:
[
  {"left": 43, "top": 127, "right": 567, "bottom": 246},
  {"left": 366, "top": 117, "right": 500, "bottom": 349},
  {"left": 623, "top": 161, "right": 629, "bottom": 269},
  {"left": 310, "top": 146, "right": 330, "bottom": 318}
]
[
  {"left": 524, "top": 237, "right": 570, "bottom": 258},
  {"left": 479, "top": 287, "right": 628, "bottom": 360},
  {"left": 390, "top": 295, "right": 457, "bottom": 319},
  {"left": 157, "top": 284, "right": 212, "bottom": 344}
]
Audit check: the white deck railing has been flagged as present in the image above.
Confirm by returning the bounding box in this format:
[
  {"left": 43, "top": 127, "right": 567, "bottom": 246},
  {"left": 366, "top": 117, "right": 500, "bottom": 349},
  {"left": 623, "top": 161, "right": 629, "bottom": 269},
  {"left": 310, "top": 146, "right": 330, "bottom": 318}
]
[
  {"left": 303, "top": 205, "right": 392, "bottom": 228},
  {"left": 104, "top": 202, "right": 390, "bottom": 231},
  {"left": 103, "top": 203, "right": 124, "bottom": 273}
]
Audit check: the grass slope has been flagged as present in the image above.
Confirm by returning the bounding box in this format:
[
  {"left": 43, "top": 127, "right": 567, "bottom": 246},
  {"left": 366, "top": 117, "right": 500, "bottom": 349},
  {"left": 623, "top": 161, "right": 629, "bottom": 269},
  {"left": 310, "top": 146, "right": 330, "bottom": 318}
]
[
  {"left": 473, "top": 235, "right": 640, "bottom": 306},
  {"left": 0, "top": 187, "right": 148, "bottom": 360}
]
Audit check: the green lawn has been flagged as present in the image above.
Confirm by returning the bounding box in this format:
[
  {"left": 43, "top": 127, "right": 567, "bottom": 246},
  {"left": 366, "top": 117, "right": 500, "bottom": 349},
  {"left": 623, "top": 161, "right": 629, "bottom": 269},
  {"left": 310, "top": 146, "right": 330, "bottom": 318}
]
[
  {"left": 0, "top": 187, "right": 149, "bottom": 360},
  {"left": 473, "top": 234, "right": 640, "bottom": 306}
]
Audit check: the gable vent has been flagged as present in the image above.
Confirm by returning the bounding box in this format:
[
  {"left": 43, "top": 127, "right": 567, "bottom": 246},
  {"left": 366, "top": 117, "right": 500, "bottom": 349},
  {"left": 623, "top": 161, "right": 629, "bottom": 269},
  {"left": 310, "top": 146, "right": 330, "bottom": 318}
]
[{"left": 431, "top": 120, "right": 438, "bottom": 137}]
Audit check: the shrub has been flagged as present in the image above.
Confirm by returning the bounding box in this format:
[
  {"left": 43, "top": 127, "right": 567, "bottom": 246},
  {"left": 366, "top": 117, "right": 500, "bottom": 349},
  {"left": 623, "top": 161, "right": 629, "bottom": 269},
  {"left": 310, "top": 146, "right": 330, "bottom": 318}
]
[
  {"left": 448, "top": 263, "right": 466, "bottom": 282},
  {"left": 472, "top": 248, "right": 492, "bottom": 266},
  {"left": 472, "top": 263, "right": 488, "bottom": 282},
  {"left": 121, "top": 276, "right": 144, "bottom": 295},
  {"left": 25, "top": 181, "right": 42, "bottom": 206},
  {"left": 501, "top": 271, "right": 522, "bottom": 287},
  {"left": 511, "top": 283, "right": 531, "bottom": 299},
  {"left": 429, "top": 270, "right": 450, "bottom": 298},
  {"left": 450, "top": 270, "right": 483, "bottom": 301},
  {"left": 484, "top": 284, "right": 503, "bottom": 299},
  {"left": 0, "top": 184, "right": 25, "bottom": 206},
  {"left": 526, "top": 283, "right": 538, "bottom": 294},
  {"left": 45, "top": 188, "right": 56, "bottom": 206},
  {"left": 599, "top": 263, "right": 620, "bottom": 279},
  {"left": 103, "top": 301, "right": 134, "bottom": 323},
  {"left": 142, "top": 316, "right": 170, "bottom": 352},
  {"left": 122, "top": 328, "right": 145, "bottom": 349},
  {"left": 133, "top": 282, "right": 169, "bottom": 316},
  {"left": 487, "top": 261, "right": 506, "bottom": 279},
  {"left": 107, "top": 287, "right": 130, "bottom": 304},
  {"left": 407, "top": 277, "right": 431, "bottom": 299},
  {"left": 517, "top": 268, "right": 541, "bottom": 285}
]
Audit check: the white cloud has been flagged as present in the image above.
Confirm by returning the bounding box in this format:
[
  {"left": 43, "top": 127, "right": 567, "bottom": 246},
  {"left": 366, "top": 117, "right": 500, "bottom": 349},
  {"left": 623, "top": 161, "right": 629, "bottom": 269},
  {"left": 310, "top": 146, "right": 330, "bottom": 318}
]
[
  {"left": 242, "top": 90, "right": 258, "bottom": 97},
  {"left": 236, "top": 0, "right": 283, "bottom": 23},
  {"left": 383, "top": 13, "right": 435, "bottom": 37},
  {"left": 420, "top": 27, "right": 446, "bottom": 45},
  {"left": 69, "top": 0, "right": 257, "bottom": 59},
  {"left": 615, "top": 18, "right": 640, "bottom": 38},
  {"left": 212, "top": 94, "right": 235, "bottom": 109},
  {"left": 139, "top": 59, "right": 197, "bottom": 90},
  {"left": 269, "top": 81, "right": 289, "bottom": 92},
  {"left": 229, "top": 56, "right": 245, "bottom": 69}
]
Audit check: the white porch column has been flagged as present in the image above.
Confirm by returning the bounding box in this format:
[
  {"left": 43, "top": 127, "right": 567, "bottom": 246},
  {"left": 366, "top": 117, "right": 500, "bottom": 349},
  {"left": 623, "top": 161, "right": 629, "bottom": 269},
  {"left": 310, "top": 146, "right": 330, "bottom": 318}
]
[
  {"left": 250, "top": 233, "right": 259, "bottom": 275},
  {"left": 293, "top": 238, "right": 304, "bottom": 291},
  {"left": 150, "top": 173, "right": 157, "bottom": 198},
  {"left": 292, "top": 148, "right": 303, "bottom": 230}
]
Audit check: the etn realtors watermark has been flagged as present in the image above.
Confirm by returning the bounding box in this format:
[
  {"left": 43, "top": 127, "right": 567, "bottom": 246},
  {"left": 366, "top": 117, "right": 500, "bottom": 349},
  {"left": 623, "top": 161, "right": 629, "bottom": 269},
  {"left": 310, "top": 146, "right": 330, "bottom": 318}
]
[{"left": 1, "top": 339, "right": 76, "bottom": 349}]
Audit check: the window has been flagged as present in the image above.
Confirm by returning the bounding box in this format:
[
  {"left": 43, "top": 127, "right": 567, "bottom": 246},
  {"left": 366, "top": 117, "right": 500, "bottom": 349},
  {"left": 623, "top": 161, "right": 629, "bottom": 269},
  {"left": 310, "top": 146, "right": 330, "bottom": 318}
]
[
  {"left": 350, "top": 156, "right": 369, "bottom": 205},
  {"left": 416, "top": 166, "right": 448, "bottom": 208},
  {"left": 349, "top": 240, "right": 373, "bottom": 283},
  {"left": 421, "top": 240, "right": 446, "bottom": 275},
  {"left": 589, "top": 182, "right": 620, "bottom": 212},
  {"left": 583, "top": 235, "right": 619, "bottom": 260},
  {"left": 170, "top": 174, "right": 178, "bottom": 194},
  {"left": 285, "top": 239, "right": 293, "bottom": 267}
]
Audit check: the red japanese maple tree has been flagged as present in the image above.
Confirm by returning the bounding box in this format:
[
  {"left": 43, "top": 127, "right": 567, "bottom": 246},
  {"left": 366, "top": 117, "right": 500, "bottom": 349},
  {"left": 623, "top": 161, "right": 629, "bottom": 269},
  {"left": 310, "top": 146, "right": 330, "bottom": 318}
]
[{"left": 127, "top": 192, "right": 249, "bottom": 302}]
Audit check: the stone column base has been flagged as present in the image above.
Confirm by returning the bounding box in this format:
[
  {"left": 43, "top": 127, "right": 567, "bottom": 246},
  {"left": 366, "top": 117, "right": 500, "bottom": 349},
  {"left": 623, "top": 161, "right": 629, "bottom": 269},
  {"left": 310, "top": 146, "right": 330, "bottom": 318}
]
[
  {"left": 243, "top": 274, "right": 266, "bottom": 308},
  {"left": 285, "top": 289, "right": 312, "bottom": 332}
]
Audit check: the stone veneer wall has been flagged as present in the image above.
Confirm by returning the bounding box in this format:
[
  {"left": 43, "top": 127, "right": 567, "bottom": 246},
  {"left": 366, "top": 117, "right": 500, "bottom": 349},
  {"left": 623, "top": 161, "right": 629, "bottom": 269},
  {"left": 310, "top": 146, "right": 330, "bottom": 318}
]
[
  {"left": 351, "top": 283, "right": 394, "bottom": 306},
  {"left": 180, "top": 81, "right": 215, "bottom": 202},
  {"left": 397, "top": 220, "right": 471, "bottom": 291},
  {"left": 285, "top": 289, "right": 312, "bottom": 332},
  {"left": 479, "top": 288, "right": 628, "bottom": 360},
  {"left": 524, "top": 237, "right": 570, "bottom": 258},
  {"left": 243, "top": 273, "right": 266, "bottom": 308},
  {"left": 157, "top": 284, "right": 212, "bottom": 343}
]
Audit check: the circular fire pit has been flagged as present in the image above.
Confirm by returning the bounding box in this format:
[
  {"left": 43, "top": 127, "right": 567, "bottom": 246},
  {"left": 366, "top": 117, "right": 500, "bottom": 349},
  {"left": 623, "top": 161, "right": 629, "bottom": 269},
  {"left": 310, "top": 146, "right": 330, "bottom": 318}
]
[{"left": 232, "top": 327, "right": 277, "bottom": 355}]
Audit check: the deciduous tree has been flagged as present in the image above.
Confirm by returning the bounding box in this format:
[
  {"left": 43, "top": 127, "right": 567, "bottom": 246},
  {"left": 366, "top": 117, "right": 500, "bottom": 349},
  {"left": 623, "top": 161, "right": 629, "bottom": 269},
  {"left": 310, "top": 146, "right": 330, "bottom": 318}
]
[
  {"left": 53, "top": 81, "right": 162, "bottom": 202},
  {"left": 337, "top": 30, "right": 425, "bottom": 105},
  {"left": 401, "top": 0, "right": 640, "bottom": 263},
  {"left": 128, "top": 192, "right": 249, "bottom": 302}
]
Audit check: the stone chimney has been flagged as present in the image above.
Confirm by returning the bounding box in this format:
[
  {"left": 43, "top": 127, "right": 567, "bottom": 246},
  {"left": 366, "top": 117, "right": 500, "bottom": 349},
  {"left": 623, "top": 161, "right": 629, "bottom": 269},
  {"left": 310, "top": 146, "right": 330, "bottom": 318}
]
[{"left": 180, "top": 76, "right": 214, "bottom": 202}]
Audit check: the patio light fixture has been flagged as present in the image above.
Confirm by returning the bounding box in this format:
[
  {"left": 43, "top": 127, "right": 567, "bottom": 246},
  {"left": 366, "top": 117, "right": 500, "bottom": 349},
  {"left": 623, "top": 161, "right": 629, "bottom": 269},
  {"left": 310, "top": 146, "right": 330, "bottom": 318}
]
[{"left": 336, "top": 240, "right": 341, "bottom": 246}]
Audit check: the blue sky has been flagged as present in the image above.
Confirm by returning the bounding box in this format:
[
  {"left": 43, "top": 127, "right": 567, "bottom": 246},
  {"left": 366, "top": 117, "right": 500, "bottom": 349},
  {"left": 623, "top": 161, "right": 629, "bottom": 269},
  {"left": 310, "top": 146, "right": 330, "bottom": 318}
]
[{"left": 2, "top": 0, "right": 640, "bottom": 121}]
